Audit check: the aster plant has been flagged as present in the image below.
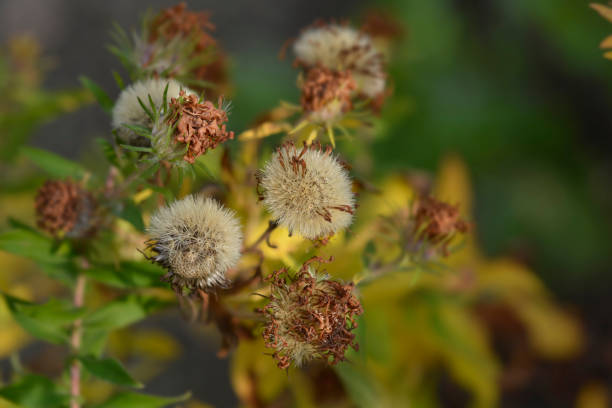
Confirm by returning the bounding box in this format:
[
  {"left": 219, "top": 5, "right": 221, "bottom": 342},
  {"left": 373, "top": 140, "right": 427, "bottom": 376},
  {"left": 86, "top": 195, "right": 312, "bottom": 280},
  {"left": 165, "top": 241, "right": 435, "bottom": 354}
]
[{"left": 0, "top": 3, "right": 574, "bottom": 408}]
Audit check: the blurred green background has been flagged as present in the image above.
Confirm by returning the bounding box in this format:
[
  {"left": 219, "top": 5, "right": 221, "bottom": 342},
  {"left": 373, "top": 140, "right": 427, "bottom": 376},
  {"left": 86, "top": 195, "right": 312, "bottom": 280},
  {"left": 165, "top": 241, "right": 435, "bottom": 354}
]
[{"left": 1, "top": 0, "right": 611, "bottom": 406}]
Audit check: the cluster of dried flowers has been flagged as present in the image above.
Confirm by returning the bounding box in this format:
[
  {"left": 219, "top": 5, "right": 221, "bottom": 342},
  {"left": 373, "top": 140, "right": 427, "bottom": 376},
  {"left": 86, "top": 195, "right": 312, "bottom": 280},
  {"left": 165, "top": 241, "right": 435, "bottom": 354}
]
[{"left": 31, "top": 4, "right": 469, "bottom": 375}]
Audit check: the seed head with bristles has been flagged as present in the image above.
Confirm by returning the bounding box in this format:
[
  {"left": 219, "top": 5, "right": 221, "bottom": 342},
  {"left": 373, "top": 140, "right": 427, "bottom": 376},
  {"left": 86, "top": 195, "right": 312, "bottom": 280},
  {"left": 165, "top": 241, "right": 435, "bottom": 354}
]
[
  {"left": 257, "top": 142, "right": 355, "bottom": 240},
  {"left": 293, "top": 22, "right": 385, "bottom": 98},
  {"left": 112, "top": 78, "right": 193, "bottom": 146},
  {"left": 260, "top": 256, "right": 363, "bottom": 370},
  {"left": 145, "top": 195, "right": 243, "bottom": 292}
]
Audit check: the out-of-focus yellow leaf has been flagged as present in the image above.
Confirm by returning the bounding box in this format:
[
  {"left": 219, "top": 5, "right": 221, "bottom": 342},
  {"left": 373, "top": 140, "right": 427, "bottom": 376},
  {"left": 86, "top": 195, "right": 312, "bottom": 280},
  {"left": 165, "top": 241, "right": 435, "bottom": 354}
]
[
  {"left": 514, "top": 300, "right": 583, "bottom": 359},
  {"left": 0, "top": 280, "right": 32, "bottom": 358},
  {"left": 231, "top": 338, "right": 287, "bottom": 406},
  {"left": 604, "top": 50, "right": 612, "bottom": 59},
  {"left": 82, "top": 379, "right": 114, "bottom": 405},
  {"left": 477, "top": 259, "right": 583, "bottom": 359},
  {"left": 0, "top": 397, "right": 22, "bottom": 408},
  {"left": 434, "top": 154, "right": 473, "bottom": 215},
  {"left": 108, "top": 328, "right": 181, "bottom": 361},
  {"left": 591, "top": 3, "right": 612, "bottom": 23},
  {"left": 238, "top": 122, "right": 292, "bottom": 141},
  {"left": 576, "top": 381, "right": 610, "bottom": 408},
  {"left": 132, "top": 188, "right": 153, "bottom": 204},
  {"left": 600, "top": 34, "right": 612, "bottom": 48}
]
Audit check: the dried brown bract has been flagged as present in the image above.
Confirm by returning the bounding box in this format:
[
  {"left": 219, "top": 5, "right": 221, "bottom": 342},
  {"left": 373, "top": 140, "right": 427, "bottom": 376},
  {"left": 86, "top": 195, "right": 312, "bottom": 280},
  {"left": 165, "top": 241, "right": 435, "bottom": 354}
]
[
  {"left": 414, "top": 196, "right": 470, "bottom": 253},
  {"left": 300, "top": 65, "right": 356, "bottom": 121},
  {"left": 168, "top": 91, "right": 234, "bottom": 163},
  {"left": 260, "top": 256, "right": 363, "bottom": 369},
  {"left": 35, "top": 180, "right": 96, "bottom": 238},
  {"left": 149, "top": 2, "right": 216, "bottom": 52}
]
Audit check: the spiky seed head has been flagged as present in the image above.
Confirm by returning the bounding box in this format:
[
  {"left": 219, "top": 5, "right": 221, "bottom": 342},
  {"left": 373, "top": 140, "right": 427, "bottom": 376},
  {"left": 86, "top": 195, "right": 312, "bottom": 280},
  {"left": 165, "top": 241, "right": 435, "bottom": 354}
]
[
  {"left": 145, "top": 195, "right": 243, "bottom": 292},
  {"left": 258, "top": 143, "right": 355, "bottom": 240},
  {"left": 112, "top": 78, "right": 193, "bottom": 146},
  {"left": 34, "top": 179, "right": 97, "bottom": 238},
  {"left": 260, "top": 256, "right": 363, "bottom": 369},
  {"left": 293, "top": 23, "right": 385, "bottom": 98}
]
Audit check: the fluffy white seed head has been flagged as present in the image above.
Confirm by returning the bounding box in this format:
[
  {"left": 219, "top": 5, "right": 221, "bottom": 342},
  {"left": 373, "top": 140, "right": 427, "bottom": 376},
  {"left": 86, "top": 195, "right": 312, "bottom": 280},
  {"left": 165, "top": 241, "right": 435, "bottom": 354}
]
[
  {"left": 147, "top": 195, "right": 243, "bottom": 291},
  {"left": 259, "top": 144, "right": 355, "bottom": 240},
  {"left": 112, "top": 78, "right": 193, "bottom": 145},
  {"left": 293, "top": 24, "right": 385, "bottom": 98}
]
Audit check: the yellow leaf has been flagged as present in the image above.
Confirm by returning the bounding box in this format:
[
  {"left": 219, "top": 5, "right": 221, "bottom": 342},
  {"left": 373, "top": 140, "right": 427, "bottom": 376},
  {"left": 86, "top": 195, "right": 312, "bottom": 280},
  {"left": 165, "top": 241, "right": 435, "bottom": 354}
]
[
  {"left": 601, "top": 34, "right": 612, "bottom": 48},
  {"left": 132, "top": 188, "right": 153, "bottom": 204},
  {"left": 576, "top": 381, "right": 610, "bottom": 408},
  {"left": 231, "top": 338, "right": 288, "bottom": 405},
  {"left": 238, "top": 122, "right": 292, "bottom": 141},
  {"left": 434, "top": 154, "right": 473, "bottom": 216},
  {"left": 591, "top": 3, "right": 612, "bottom": 23}
]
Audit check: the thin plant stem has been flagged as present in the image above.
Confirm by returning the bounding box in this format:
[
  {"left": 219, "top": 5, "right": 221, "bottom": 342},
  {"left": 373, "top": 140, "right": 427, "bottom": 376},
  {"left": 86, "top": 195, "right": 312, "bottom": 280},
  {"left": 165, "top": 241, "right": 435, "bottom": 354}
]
[
  {"left": 243, "top": 220, "right": 278, "bottom": 252},
  {"left": 70, "top": 273, "right": 86, "bottom": 408}
]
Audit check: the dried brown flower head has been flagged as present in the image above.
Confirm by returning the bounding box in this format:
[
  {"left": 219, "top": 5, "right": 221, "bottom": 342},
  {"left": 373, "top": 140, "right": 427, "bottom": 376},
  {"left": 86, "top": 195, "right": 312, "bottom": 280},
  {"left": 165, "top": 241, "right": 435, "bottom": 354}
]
[
  {"left": 147, "top": 2, "right": 228, "bottom": 94},
  {"left": 34, "top": 180, "right": 96, "bottom": 238},
  {"left": 300, "top": 65, "right": 356, "bottom": 122},
  {"left": 166, "top": 91, "right": 234, "bottom": 163},
  {"left": 260, "top": 256, "right": 363, "bottom": 369},
  {"left": 414, "top": 196, "right": 469, "bottom": 251},
  {"left": 149, "top": 2, "right": 216, "bottom": 52},
  {"left": 379, "top": 195, "right": 469, "bottom": 264}
]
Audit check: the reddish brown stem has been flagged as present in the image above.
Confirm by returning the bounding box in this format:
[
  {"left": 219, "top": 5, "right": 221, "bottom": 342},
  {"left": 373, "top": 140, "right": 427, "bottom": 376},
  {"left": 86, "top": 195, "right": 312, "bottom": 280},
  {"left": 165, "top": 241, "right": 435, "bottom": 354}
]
[{"left": 70, "top": 274, "right": 86, "bottom": 408}]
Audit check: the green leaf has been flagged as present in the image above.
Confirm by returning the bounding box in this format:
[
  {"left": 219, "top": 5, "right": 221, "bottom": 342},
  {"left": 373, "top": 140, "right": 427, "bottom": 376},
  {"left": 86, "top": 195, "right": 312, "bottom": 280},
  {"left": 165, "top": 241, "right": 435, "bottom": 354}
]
[
  {"left": 79, "top": 76, "right": 114, "bottom": 113},
  {"left": 335, "top": 364, "right": 381, "bottom": 408},
  {"left": 0, "top": 224, "right": 77, "bottom": 285},
  {"left": 0, "top": 227, "right": 69, "bottom": 266},
  {"left": 94, "top": 391, "right": 190, "bottom": 408},
  {"left": 0, "top": 374, "right": 70, "bottom": 408},
  {"left": 121, "top": 124, "right": 153, "bottom": 139},
  {"left": 83, "top": 295, "right": 170, "bottom": 331},
  {"left": 1, "top": 295, "right": 86, "bottom": 344},
  {"left": 20, "top": 146, "right": 86, "bottom": 179},
  {"left": 119, "top": 144, "right": 152, "bottom": 153},
  {"left": 96, "top": 138, "right": 119, "bottom": 167},
  {"left": 116, "top": 200, "right": 145, "bottom": 232},
  {"left": 112, "top": 70, "right": 125, "bottom": 90},
  {"left": 85, "top": 261, "right": 166, "bottom": 289},
  {"left": 78, "top": 355, "right": 142, "bottom": 388}
]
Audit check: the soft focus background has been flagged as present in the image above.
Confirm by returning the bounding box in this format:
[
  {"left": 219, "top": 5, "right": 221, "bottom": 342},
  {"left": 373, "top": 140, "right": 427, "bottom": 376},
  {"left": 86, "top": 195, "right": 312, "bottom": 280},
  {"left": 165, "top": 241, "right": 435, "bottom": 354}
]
[{"left": 1, "top": 0, "right": 611, "bottom": 407}]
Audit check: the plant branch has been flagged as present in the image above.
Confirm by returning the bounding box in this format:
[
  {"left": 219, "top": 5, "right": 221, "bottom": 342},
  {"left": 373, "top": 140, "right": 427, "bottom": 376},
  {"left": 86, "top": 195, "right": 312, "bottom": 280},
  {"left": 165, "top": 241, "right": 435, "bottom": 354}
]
[
  {"left": 70, "top": 273, "right": 86, "bottom": 408},
  {"left": 243, "top": 220, "right": 278, "bottom": 253}
]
